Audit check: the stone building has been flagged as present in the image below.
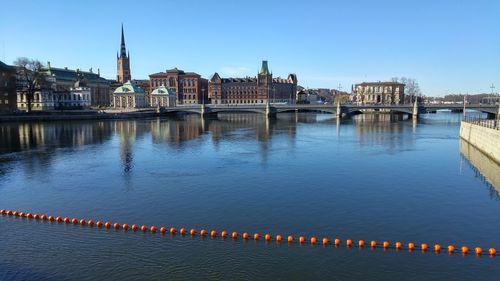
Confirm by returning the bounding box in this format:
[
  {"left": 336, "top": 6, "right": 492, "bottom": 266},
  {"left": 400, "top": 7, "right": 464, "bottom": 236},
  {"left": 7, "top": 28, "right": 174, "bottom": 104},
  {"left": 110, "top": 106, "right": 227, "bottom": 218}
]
[
  {"left": 354, "top": 82, "right": 405, "bottom": 105},
  {"left": 149, "top": 68, "right": 208, "bottom": 104},
  {"left": 113, "top": 81, "right": 145, "bottom": 108},
  {"left": 208, "top": 61, "right": 297, "bottom": 105},
  {"left": 0, "top": 61, "right": 17, "bottom": 112},
  {"left": 150, "top": 84, "right": 176, "bottom": 108}
]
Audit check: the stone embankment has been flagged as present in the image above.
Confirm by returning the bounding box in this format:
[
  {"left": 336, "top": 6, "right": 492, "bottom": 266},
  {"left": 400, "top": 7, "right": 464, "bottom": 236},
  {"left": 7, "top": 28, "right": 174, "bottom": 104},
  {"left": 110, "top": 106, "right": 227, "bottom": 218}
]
[{"left": 459, "top": 120, "right": 500, "bottom": 165}]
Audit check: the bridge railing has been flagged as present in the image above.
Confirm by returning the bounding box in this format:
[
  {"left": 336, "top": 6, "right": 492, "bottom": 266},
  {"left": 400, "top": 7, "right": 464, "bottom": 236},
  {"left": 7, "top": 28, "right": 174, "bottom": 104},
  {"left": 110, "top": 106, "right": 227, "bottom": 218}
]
[{"left": 463, "top": 116, "right": 499, "bottom": 130}]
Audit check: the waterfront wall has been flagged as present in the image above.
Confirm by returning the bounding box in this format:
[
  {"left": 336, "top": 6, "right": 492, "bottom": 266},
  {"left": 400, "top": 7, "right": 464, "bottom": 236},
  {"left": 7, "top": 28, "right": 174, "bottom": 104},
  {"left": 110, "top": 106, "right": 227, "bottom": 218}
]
[
  {"left": 459, "top": 121, "right": 500, "bottom": 165},
  {"left": 460, "top": 139, "right": 500, "bottom": 192}
]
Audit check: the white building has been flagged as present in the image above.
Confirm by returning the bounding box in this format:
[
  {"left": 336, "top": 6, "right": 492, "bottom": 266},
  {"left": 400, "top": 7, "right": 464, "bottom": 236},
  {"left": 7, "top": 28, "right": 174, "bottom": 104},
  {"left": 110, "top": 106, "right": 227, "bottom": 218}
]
[
  {"left": 113, "top": 81, "right": 145, "bottom": 108},
  {"left": 150, "top": 85, "right": 176, "bottom": 108}
]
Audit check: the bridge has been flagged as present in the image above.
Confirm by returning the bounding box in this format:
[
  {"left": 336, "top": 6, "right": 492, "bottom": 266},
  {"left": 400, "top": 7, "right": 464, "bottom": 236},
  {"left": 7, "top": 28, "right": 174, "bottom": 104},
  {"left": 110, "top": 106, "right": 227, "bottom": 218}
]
[{"left": 159, "top": 103, "right": 500, "bottom": 119}]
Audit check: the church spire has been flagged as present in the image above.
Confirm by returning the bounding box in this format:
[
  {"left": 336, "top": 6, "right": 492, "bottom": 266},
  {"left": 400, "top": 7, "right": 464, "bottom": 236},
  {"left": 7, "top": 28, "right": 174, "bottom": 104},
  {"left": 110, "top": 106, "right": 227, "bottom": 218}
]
[{"left": 120, "top": 23, "right": 127, "bottom": 58}]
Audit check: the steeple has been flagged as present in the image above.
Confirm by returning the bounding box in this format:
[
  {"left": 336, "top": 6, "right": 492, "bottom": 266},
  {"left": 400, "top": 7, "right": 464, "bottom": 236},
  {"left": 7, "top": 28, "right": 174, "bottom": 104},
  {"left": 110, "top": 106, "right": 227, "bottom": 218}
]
[
  {"left": 259, "top": 60, "right": 270, "bottom": 76},
  {"left": 120, "top": 23, "right": 127, "bottom": 58}
]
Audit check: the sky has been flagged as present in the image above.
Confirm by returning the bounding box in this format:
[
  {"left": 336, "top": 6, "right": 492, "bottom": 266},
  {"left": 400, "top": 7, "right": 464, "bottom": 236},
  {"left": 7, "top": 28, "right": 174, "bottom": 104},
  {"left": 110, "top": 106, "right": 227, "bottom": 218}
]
[{"left": 1, "top": 0, "right": 499, "bottom": 96}]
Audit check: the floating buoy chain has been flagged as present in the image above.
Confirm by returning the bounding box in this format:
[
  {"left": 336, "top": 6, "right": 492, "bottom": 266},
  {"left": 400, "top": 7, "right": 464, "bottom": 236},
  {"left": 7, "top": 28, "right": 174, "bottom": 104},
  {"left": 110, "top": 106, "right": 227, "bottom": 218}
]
[{"left": 0, "top": 209, "right": 496, "bottom": 257}]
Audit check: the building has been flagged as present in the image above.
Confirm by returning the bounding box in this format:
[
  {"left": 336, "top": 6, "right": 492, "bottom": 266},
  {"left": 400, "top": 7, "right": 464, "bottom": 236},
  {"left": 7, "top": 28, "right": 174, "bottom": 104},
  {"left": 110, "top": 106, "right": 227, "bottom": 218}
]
[
  {"left": 208, "top": 60, "right": 297, "bottom": 105},
  {"left": 117, "top": 24, "right": 131, "bottom": 84},
  {"left": 354, "top": 82, "right": 405, "bottom": 105},
  {"left": 150, "top": 84, "right": 176, "bottom": 108},
  {"left": 41, "top": 64, "right": 110, "bottom": 107},
  {"left": 112, "top": 81, "right": 145, "bottom": 108},
  {"left": 149, "top": 68, "right": 208, "bottom": 104},
  {"left": 17, "top": 71, "right": 95, "bottom": 111},
  {"left": 0, "top": 61, "right": 17, "bottom": 112}
]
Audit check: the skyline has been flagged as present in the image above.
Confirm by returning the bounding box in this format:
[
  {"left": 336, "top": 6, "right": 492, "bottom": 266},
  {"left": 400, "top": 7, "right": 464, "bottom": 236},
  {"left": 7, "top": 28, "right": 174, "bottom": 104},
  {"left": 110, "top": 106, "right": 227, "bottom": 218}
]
[{"left": 1, "top": 0, "right": 499, "bottom": 96}]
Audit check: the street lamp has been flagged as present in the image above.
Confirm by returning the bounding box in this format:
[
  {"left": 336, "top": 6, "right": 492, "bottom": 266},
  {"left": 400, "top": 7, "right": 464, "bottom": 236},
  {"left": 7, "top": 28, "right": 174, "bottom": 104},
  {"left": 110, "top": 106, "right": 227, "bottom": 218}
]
[{"left": 201, "top": 88, "right": 205, "bottom": 105}]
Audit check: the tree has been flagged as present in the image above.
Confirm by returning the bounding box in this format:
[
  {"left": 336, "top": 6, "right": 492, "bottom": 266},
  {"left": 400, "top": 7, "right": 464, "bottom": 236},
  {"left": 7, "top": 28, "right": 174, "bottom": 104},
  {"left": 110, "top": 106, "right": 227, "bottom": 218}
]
[
  {"left": 14, "top": 58, "right": 47, "bottom": 112},
  {"left": 392, "top": 77, "right": 421, "bottom": 103}
]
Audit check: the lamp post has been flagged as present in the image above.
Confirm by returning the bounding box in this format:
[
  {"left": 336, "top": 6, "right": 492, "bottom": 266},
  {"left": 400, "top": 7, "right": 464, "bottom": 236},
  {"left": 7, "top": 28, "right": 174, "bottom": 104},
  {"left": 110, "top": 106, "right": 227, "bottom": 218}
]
[{"left": 201, "top": 88, "right": 205, "bottom": 105}]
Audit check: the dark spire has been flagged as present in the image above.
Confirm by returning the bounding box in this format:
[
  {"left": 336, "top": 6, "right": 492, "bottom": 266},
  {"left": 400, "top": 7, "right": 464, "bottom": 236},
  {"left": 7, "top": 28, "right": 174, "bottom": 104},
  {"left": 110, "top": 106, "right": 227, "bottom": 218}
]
[{"left": 120, "top": 24, "right": 127, "bottom": 58}]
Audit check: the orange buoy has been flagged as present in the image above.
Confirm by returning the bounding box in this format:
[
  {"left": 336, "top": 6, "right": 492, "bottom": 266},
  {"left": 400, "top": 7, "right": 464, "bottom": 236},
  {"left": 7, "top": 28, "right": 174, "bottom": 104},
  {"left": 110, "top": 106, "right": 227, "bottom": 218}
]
[
  {"left": 19, "top": 212, "right": 25, "bottom": 217},
  {"left": 346, "top": 239, "right": 352, "bottom": 247},
  {"left": 131, "top": 224, "right": 138, "bottom": 231},
  {"left": 88, "top": 220, "right": 94, "bottom": 227},
  {"left": 395, "top": 242, "right": 402, "bottom": 250},
  {"left": 48, "top": 216, "right": 55, "bottom": 222},
  {"left": 141, "top": 225, "right": 147, "bottom": 232},
  {"left": 334, "top": 239, "right": 340, "bottom": 246},
  {"left": 56, "top": 216, "right": 62, "bottom": 222},
  {"left": 200, "top": 229, "right": 207, "bottom": 236},
  {"left": 475, "top": 247, "right": 482, "bottom": 255},
  {"left": 276, "top": 235, "right": 282, "bottom": 242},
  {"left": 96, "top": 221, "right": 103, "bottom": 228},
  {"left": 0, "top": 209, "right": 5, "bottom": 215},
  {"left": 6, "top": 210, "right": 13, "bottom": 216},
  {"left": 72, "top": 218, "right": 78, "bottom": 225},
  {"left": 80, "top": 219, "right": 86, "bottom": 226},
  {"left": 421, "top": 243, "right": 428, "bottom": 251},
  {"left": 265, "top": 234, "right": 271, "bottom": 241},
  {"left": 461, "top": 246, "right": 469, "bottom": 254},
  {"left": 150, "top": 226, "right": 157, "bottom": 233},
  {"left": 322, "top": 238, "right": 329, "bottom": 246},
  {"left": 105, "top": 222, "right": 111, "bottom": 229},
  {"left": 311, "top": 237, "right": 317, "bottom": 245},
  {"left": 370, "top": 241, "right": 377, "bottom": 248},
  {"left": 489, "top": 248, "right": 496, "bottom": 256},
  {"left": 434, "top": 244, "right": 441, "bottom": 253},
  {"left": 63, "top": 217, "right": 70, "bottom": 224},
  {"left": 232, "top": 232, "right": 238, "bottom": 239},
  {"left": 242, "top": 232, "right": 249, "bottom": 239},
  {"left": 210, "top": 230, "right": 217, "bottom": 238},
  {"left": 122, "top": 224, "right": 129, "bottom": 231},
  {"left": 408, "top": 243, "right": 415, "bottom": 251},
  {"left": 288, "top": 236, "right": 293, "bottom": 243},
  {"left": 448, "top": 245, "right": 455, "bottom": 253},
  {"left": 299, "top": 236, "right": 305, "bottom": 244},
  {"left": 13, "top": 211, "right": 19, "bottom": 217},
  {"left": 254, "top": 233, "right": 260, "bottom": 240},
  {"left": 41, "top": 214, "right": 48, "bottom": 220},
  {"left": 383, "top": 241, "right": 389, "bottom": 249},
  {"left": 221, "top": 231, "right": 228, "bottom": 238},
  {"left": 359, "top": 240, "right": 365, "bottom": 248},
  {"left": 190, "top": 229, "right": 196, "bottom": 236},
  {"left": 180, "top": 228, "right": 187, "bottom": 235},
  {"left": 160, "top": 227, "right": 167, "bottom": 234},
  {"left": 27, "top": 213, "right": 34, "bottom": 219},
  {"left": 170, "top": 227, "right": 177, "bottom": 234}
]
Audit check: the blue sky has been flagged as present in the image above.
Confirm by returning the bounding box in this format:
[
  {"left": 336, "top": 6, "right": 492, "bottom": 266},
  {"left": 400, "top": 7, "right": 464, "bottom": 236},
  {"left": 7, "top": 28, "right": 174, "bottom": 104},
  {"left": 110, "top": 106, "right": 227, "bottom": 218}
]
[{"left": 1, "top": 0, "right": 499, "bottom": 96}]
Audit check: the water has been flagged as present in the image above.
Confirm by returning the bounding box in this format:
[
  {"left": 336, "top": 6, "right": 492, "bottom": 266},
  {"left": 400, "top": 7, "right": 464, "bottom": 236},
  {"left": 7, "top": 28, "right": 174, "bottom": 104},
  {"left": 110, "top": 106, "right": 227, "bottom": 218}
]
[{"left": 0, "top": 112, "right": 499, "bottom": 280}]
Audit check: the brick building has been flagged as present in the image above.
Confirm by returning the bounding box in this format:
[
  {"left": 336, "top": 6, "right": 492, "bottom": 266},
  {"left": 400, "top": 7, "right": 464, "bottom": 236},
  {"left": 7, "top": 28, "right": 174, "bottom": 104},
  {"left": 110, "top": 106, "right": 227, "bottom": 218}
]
[
  {"left": 354, "top": 82, "right": 405, "bottom": 105},
  {"left": 0, "top": 61, "right": 17, "bottom": 112},
  {"left": 149, "top": 68, "right": 208, "bottom": 104},
  {"left": 208, "top": 61, "right": 297, "bottom": 105}
]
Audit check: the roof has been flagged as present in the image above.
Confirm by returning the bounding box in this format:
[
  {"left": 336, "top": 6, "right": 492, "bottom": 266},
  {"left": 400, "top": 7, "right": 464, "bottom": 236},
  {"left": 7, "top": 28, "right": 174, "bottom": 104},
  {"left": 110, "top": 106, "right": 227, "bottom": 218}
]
[
  {"left": 356, "top": 81, "right": 405, "bottom": 86},
  {"left": 149, "top": 68, "right": 201, "bottom": 78},
  {"left": 259, "top": 60, "right": 270, "bottom": 75},
  {"left": 113, "top": 81, "right": 145, "bottom": 94},
  {"left": 44, "top": 67, "right": 108, "bottom": 83},
  {"left": 151, "top": 85, "right": 176, "bottom": 96},
  {"left": 0, "top": 60, "right": 15, "bottom": 71}
]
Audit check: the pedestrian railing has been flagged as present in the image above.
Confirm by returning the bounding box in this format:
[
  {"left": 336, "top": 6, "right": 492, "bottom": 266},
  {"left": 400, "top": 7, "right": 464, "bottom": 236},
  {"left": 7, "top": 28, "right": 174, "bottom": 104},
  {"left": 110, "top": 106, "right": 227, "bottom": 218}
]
[{"left": 463, "top": 116, "right": 500, "bottom": 130}]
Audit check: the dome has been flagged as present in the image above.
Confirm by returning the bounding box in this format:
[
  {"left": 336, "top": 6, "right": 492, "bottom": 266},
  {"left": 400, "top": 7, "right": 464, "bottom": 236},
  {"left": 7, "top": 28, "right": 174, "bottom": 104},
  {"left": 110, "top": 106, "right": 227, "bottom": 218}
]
[
  {"left": 113, "top": 81, "right": 145, "bottom": 94},
  {"left": 151, "top": 85, "right": 175, "bottom": 96}
]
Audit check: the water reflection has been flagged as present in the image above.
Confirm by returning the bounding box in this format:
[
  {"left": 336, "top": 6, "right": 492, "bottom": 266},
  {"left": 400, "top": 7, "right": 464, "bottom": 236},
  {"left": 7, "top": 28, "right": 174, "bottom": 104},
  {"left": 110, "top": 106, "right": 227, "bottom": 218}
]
[{"left": 460, "top": 138, "right": 500, "bottom": 197}]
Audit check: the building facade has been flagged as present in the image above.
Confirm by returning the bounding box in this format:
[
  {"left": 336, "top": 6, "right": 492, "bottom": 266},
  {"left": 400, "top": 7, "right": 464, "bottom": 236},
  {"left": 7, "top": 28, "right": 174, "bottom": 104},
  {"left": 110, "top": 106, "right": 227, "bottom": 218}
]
[
  {"left": 149, "top": 68, "right": 208, "bottom": 104},
  {"left": 150, "top": 85, "right": 176, "bottom": 108},
  {"left": 208, "top": 61, "right": 297, "bottom": 105},
  {"left": 117, "top": 24, "right": 131, "bottom": 84},
  {"left": 354, "top": 82, "right": 405, "bottom": 105},
  {"left": 0, "top": 61, "right": 17, "bottom": 112},
  {"left": 113, "top": 81, "right": 145, "bottom": 108}
]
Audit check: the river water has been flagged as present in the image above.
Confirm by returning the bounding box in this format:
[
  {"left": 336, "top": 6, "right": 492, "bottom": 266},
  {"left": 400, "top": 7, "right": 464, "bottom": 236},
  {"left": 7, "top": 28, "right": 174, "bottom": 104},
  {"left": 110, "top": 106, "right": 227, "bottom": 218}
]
[{"left": 0, "top": 112, "right": 499, "bottom": 280}]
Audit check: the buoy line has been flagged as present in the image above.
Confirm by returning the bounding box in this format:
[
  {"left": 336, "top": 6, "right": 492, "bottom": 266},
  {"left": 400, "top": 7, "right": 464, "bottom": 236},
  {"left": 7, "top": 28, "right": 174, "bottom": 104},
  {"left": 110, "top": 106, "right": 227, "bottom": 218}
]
[{"left": 1, "top": 209, "right": 496, "bottom": 257}]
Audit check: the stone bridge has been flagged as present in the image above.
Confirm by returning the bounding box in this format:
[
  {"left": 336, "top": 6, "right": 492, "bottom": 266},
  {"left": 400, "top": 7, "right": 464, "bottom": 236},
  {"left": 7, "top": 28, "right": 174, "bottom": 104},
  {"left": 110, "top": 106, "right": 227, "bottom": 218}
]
[{"left": 159, "top": 103, "right": 499, "bottom": 119}]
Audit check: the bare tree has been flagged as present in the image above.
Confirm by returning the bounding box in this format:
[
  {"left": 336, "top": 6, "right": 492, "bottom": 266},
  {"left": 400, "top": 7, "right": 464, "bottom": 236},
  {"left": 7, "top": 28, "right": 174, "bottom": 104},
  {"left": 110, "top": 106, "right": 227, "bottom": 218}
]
[
  {"left": 14, "top": 58, "right": 47, "bottom": 112},
  {"left": 392, "top": 77, "right": 421, "bottom": 103}
]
